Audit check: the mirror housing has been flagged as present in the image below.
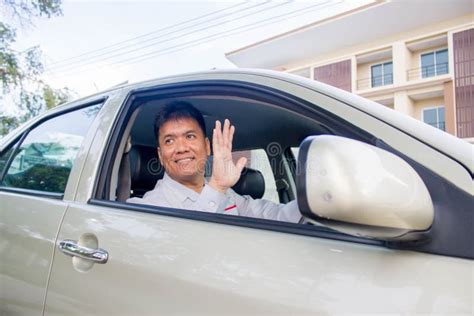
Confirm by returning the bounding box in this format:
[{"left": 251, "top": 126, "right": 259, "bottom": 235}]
[{"left": 296, "top": 135, "right": 434, "bottom": 241}]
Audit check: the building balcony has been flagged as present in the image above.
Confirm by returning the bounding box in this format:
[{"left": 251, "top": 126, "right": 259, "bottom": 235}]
[
  {"left": 357, "top": 73, "right": 393, "bottom": 90},
  {"left": 407, "top": 63, "right": 449, "bottom": 81}
]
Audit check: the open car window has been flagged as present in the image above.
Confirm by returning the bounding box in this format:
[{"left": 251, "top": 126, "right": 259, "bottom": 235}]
[{"left": 108, "top": 91, "right": 329, "bottom": 207}]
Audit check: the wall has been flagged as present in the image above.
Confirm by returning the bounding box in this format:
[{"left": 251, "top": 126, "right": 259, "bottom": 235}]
[{"left": 413, "top": 97, "right": 445, "bottom": 121}]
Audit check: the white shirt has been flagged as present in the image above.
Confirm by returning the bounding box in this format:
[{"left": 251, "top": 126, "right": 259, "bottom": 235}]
[{"left": 127, "top": 173, "right": 301, "bottom": 223}]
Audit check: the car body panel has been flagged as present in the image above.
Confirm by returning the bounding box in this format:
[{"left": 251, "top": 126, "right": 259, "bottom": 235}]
[
  {"left": 44, "top": 203, "right": 472, "bottom": 315},
  {"left": 0, "top": 193, "right": 67, "bottom": 315}
]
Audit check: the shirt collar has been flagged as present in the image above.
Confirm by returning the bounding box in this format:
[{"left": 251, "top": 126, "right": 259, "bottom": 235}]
[{"left": 162, "top": 173, "right": 203, "bottom": 203}]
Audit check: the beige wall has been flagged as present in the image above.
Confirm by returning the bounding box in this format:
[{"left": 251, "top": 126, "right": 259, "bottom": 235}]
[
  {"left": 444, "top": 81, "right": 455, "bottom": 135},
  {"left": 288, "top": 67, "right": 311, "bottom": 78},
  {"left": 413, "top": 97, "right": 445, "bottom": 121},
  {"left": 394, "top": 91, "right": 414, "bottom": 117},
  {"left": 357, "top": 58, "right": 392, "bottom": 82},
  {"left": 357, "top": 62, "right": 371, "bottom": 81},
  {"left": 392, "top": 41, "right": 409, "bottom": 85}
]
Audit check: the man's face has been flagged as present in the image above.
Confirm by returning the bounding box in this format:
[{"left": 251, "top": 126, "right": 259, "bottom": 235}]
[{"left": 157, "top": 117, "right": 210, "bottom": 185}]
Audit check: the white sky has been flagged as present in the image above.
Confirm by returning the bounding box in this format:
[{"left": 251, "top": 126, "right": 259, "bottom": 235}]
[{"left": 2, "top": 0, "right": 373, "bottom": 112}]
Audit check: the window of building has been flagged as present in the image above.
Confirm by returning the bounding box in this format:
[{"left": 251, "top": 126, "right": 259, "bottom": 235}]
[
  {"left": 1, "top": 104, "right": 102, "bottom": 194},
  {"left": 371, "top": 62, "right": 393, "bottom": 87},
  {"left": 421, "top": 49, "right": 448, "bottom": 78},
  {"left": 422, "top": 106, "right": 445, "bottom": 131}
]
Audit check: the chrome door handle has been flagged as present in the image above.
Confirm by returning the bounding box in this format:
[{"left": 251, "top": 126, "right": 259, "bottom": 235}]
[{"left": 59, "top": 239, "right": 109, "bottom": 264}]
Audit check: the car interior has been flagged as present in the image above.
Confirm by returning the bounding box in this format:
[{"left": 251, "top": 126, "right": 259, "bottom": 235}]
[{"left": 109, "top": 92, "right": 334, "bottom": 210}]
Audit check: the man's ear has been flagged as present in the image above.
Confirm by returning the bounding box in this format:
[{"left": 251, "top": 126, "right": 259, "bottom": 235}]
[
  {"left": 157, "top": 147, "right": 162, "bottom": 161},
  {"left": 205, "top": 137, "right": 211, "bottom": 156}
]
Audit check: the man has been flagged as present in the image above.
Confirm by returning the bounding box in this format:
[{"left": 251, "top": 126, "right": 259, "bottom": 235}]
[{"left": 127, "top": 101, "right": 301, "bottom": 223}]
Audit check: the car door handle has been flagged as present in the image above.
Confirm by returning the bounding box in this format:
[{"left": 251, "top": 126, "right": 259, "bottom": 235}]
[{"left": 58, "top": 239, "right": 109, "bottom": 264}]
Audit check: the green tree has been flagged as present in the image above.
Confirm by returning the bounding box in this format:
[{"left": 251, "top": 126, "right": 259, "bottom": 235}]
[
  {"left": 43, "top": 84, "right": 71, "bottom": 110},
  {"left": 1, "top": 0, "right": 72, "bottom": 137}
]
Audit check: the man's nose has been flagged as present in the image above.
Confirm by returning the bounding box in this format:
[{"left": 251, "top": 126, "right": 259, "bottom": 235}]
[{"left": 175, "top": 137, "right": 189, "bottom": 153}]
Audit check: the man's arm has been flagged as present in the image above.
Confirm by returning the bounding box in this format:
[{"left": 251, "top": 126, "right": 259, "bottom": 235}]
[{"left": 231, "top": 191, "right": 301, "bottom": 223}]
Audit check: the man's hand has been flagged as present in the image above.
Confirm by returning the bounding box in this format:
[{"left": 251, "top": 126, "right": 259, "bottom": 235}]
[{"left": 208, "top": 119, "right": 247, "bottom": 193}]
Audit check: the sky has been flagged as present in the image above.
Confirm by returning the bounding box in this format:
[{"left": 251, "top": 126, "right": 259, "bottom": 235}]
[{"left": 2, "top": 0, "right": 373, "bottom": 112}]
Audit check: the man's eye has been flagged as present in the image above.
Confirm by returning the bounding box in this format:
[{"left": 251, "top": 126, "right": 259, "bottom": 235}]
[
  {"left": 164, "top": 139, "right": 173, "bottom": 145},
  {"left": 187, "top": 134, "right": 196, "bottom": 140}
]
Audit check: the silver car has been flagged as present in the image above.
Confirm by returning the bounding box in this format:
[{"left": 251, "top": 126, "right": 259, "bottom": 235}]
[{"left": 1, "top": 69, "right": 472, "bottom": 315}]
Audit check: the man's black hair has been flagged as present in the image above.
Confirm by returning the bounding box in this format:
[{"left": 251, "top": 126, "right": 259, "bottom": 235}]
[{"left": 154, "top": 100, "right": 206, "bottom": 146}]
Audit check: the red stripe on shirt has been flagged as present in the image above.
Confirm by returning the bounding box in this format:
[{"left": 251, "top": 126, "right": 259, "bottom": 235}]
[{"left": 224, "top": 204, "right": 237, "bottom": 211}]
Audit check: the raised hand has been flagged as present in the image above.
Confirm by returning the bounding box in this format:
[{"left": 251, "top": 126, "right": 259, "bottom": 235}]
[{"left": 208, "top": 119, "right": 247, "bottom": 193}]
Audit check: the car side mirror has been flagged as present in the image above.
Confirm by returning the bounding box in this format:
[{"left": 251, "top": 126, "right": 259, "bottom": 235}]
[{"left": 296, "top": 135, "right": 434, "bottom": 241}]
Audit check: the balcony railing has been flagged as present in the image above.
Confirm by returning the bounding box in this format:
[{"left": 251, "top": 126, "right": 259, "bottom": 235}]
[
  {"left": 407, "top": 63, "right": 449, "bottom": 81},
  {"left": 357, "top": 73, "right": 393, "bottom": 90}
]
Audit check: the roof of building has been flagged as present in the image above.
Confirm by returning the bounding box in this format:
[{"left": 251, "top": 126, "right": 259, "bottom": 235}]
[{"left": 226, "top": 0, "right": 473, "bottom": 69}]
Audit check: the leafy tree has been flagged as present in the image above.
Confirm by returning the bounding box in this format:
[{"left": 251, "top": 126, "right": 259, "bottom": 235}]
[
  {"left": 43, "top": 84, "right": 72, "bottom": 110},
  {"left": 1, "top": 0, "right": 72, "bottom": 137},
  {"left": 0, "top": 115, "right": 19, "bottom": 136}
]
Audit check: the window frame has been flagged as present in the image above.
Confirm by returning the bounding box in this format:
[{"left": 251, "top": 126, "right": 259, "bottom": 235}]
[
  {"left": 420, "top": 48, "right": 449, "bottom": 78},
  {"left": 92, "top": 80, "right": 384, "bottom": 246},
  {"left": 422, "top": 106, "right": 446, "bottom": 131},
  {"left": 370, "top": 61, "right": 393, "bottom": 88},
  {"left": 0, "top": 98, "right": 106, "bottom": 199}
]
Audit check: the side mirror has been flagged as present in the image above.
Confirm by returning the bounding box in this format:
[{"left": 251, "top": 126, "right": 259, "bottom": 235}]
[{"left": 296, "top": 135, "right": 434, "bottom": 241}]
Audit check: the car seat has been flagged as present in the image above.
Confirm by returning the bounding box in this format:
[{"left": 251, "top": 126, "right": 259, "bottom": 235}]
[{"left": 117, "top": 145, "right": 266, "bottom": 201}]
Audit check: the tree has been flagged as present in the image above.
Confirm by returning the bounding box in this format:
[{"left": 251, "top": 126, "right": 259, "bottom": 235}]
[
  {"left": 0, "top": 0, "right": 72, "bottom": 137},
  {"left": 43, "top": 84, "right": 72, "bottom": 110}
]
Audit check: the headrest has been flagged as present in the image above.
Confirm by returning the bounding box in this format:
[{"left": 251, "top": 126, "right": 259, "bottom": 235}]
[
  {"left": 129, "top": 145, "right": 164, "bottom": 192},
  {"left": 232, "top": 167, "right": 265, "bottom": 199}
]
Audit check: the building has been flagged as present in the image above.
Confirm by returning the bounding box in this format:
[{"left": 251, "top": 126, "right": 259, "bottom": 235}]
[{"left": 226, "top": 0, "right": 474, "bottom": 143}]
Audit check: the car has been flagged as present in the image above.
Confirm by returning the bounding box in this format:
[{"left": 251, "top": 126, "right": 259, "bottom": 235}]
[{"left": 0, "top": 69, "right": 472, "bottom": 315}]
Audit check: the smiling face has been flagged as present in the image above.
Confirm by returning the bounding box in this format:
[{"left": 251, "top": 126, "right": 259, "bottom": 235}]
[{"left": 157, "top": 117, "right": 210, "bottom": 188}]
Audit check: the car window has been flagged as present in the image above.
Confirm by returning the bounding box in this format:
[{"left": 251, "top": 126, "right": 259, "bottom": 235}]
[
  {"left": 232, "top": 148, "right": 279, "bottom": 203},
  {"left": 1, "top": 104, "right": 102, "bottom": 194}
]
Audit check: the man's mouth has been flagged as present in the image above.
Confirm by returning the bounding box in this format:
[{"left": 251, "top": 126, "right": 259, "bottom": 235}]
[{"left": 175, "top": 157, "right": 194, "bottom": 164}]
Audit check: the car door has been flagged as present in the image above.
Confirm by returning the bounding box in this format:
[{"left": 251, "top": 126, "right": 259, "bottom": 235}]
[
  {"left": 0, "top": 100, "right": 103, "bottom": 315},
  {"left": 43, "top": 73, "right": 473, "bottom": 315}
]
